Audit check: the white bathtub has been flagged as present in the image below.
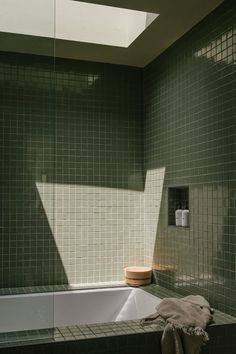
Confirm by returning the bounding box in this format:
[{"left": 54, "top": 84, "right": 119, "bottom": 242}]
[{"left": 0, "top": 287, "right": 161, "bottom": 333}]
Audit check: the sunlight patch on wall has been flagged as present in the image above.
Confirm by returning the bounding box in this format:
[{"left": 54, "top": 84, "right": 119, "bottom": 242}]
[
  {"left": 35, "top": 168, "right": 165, "bottom": 285},
  {"left": 36, "top": 182, "right": 144, "bottom": 284},
  {"left": 194, "top": 29, "right": 235, "bottom": 65},
  {"left": 144, "top": 168, "right": 166, "bottom": 266}
]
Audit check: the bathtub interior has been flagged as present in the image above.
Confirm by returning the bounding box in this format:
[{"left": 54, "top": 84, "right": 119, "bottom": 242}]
[
  {"left": 0, "top": 287, "right": 161, "bottom": 333},
  {"left": 54, "top": 287, "right": 161, "bottom": 327}
]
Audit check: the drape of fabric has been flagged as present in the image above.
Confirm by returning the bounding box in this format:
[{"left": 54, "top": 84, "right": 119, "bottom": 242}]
[{"left": 143, "top": 295, "right": 213, "bottom": 354}]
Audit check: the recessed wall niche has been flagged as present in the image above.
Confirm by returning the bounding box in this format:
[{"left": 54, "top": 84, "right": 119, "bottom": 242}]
[{"left": 168, "top": 186, "right": 189, "bottom": 226}]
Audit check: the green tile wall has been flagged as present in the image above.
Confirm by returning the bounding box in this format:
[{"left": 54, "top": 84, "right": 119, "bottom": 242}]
[
  {"left": 53, "top": 59, "right": 144, "bottom": 285},
  {"left": 144, "top": 0, "right": 236, "bottom": 316},
  {"left": 0, "top": 52, "right": 144, "bottom": 288},
  {"left": 0, "top": 54, "right": 57, "bottom": 287}
]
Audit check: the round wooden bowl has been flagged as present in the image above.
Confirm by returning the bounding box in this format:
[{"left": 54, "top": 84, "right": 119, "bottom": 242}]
[{"left": 125, "top": 277, "right": 151, "bottom": 287}]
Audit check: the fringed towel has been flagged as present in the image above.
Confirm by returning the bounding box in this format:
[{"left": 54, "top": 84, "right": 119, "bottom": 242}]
[{"left": 143, "top": 295, "right": 213, "bottom": 354}]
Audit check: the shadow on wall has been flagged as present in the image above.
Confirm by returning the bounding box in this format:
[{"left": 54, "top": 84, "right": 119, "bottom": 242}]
[
  {"left": 0, "top": 115, "right": 69, "bottom": 287},
  {"left": 53, "top": 58, "right": 144, "bottom": 191}
]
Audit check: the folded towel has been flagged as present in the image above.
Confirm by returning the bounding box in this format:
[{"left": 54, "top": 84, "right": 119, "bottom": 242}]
[{"left": 143, "top": 295, "right": 213, "bottom": 354}]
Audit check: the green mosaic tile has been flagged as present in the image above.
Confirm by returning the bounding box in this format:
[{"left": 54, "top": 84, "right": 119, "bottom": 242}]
[
  {"left": 144, "top": 0, "right": 236, "bottom": 317},
  {"left": 0, "top": 51, "right": 143, "bottom": 289}
]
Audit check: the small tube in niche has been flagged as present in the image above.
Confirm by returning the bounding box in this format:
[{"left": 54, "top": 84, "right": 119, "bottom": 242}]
[
  {"left": 175, "top": 205, "right": 182, "bottom": 226},
  {"left": 182, "top": 203, "right": 189, "bottom": 227}
]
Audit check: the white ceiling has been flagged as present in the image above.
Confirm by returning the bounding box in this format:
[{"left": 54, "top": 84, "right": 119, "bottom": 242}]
[{"left": 0, "top": 0, "right": 223, "bottom": 67}]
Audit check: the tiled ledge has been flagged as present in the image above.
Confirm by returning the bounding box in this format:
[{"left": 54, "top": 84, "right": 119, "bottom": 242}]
[
  {"left": 0, "top": 284, "right": 235, "bottom": 350},
  {"left": 0, "top": 320, "right": 162, "bottom": 349},
  {"left": 142, "top": 285, "right": 236, "bottom": 326}
]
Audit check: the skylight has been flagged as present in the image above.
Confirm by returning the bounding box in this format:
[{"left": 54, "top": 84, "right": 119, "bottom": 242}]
[{"left": 0, "top": 0, "right": 159, "bottom": 48}]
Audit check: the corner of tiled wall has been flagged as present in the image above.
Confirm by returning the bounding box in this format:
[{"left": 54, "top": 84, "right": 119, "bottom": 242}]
[{"left": 144, "top": 0, "right": 236, "bottom": 316}]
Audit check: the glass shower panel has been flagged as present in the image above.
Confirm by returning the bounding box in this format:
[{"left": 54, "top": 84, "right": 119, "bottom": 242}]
[{"left": 0, "top": 0, "right": 56, "bottom": 345}]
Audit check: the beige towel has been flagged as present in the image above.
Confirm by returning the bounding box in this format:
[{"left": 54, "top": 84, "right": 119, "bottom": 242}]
[{"left": 143, "top": 295, "right": 213, "bottom": 354}]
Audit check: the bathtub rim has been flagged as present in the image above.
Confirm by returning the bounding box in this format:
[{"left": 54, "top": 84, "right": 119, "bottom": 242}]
[
  {"left": 0, "top": 285, "right": 160, "bottom": 301},
  {"left": 0, "top": 281, "right": 127, "bottom": 297}
]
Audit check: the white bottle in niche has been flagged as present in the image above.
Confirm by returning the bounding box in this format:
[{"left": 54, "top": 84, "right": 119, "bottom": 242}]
[
  {"left": 175, "top": 205, "right": 183, "bottom": 226},
  {"left": 182, "top": 204, "right": 189, "bottom": 227}
]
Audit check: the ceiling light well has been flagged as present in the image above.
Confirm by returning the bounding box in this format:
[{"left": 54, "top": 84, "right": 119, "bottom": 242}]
[{"left": 0, "top": 0, "right": 159, "bottom": 48}]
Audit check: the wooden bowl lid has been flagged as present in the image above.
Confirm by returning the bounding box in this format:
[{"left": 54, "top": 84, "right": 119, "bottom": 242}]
[{"left": 124, "top": 266, "right": 152, "bottom": 280}]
